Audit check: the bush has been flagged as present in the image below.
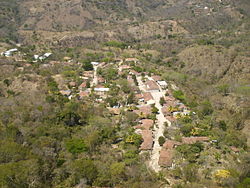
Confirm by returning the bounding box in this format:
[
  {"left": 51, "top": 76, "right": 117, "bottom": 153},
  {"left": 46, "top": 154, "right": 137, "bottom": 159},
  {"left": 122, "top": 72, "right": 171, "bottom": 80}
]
[
  {"left": 104, "top": 41, "right": 127, "bottom": 49},
  {"left": 160, "top": 97, "right": 166, "bottom": 106},
  {"left": 173, "top": 90, "right": 186, "bottom": 103},
  {"left": 158, "top": 136, "right": 166, "bottom": 146},
  {"left": 65, "top": 138, "right": 87, "bottom": 154},
  {"left": 82, "top": 60, "right": 93, "bottom": 71}
]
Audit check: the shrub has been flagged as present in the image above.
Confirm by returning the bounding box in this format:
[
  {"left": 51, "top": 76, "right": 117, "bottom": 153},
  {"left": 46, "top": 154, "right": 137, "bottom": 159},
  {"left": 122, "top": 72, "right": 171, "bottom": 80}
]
[
  {"left": 65, "top": 138, "right": 87, "bottom": 154},
  {"left": 158, "top": 136, "right": 166, "bottom": 146},
  {"left": 173, "top": 90, "right": 186, "bottom": 103}
]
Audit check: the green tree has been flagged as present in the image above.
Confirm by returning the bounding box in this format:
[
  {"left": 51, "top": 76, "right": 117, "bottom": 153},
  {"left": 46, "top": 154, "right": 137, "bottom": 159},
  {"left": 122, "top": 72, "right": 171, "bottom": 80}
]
[
  {"left": 160, "top": 97, "right": 166, "bottom": 106},
  {"left": 158, "top": 136, "right": 166, "bottom": 146},
  {"left": 72, "top": 159, "right": 98, "bottom": 185},
  {"left": 82, "top": 60, "right": 93, "bottom": 71},
  {"left": 65, "top": 138, "right": 87, "bottom": 154}
]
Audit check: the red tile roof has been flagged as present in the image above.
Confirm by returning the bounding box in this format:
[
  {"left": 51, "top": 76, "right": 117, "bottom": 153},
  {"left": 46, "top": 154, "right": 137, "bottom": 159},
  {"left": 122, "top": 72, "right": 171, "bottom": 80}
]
[
  {"left": 161, "top": 106, "right": 171, "bottom": 116},
  {"left": 141, "top": 119, "right": 154, "bottom": 129},
  {"left": 134, "top": 106, "right": 152, "bottom": 116},
  {"left": 79, "top": 91, "right": 89, "bottom": 98},
  {"left": 152, "top": 75, "right": 162, "bottom": 82},
  {"left": 143, "top": 92, "right": 154, "bottom": 102},
  {"left": 146, "top": 80, "right": 159, "bottom": 91},
  {"left": 140, "top": 130, "right": 153, "bottom": 150},
  {"left": 79, "top": 82, "right": 87, "bottom": 89},
  {"left": 158, "top": 149, "right": 174, "bottom": 167},
  {"left": 163, "top": 140, "right": 181, "bottom": 149}
]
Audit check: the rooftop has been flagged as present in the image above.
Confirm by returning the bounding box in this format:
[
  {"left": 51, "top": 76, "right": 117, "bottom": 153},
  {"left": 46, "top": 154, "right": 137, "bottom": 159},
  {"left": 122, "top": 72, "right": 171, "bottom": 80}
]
[
  {"left": 146, "top": 80, "right": 159, "bottom": 91},
  {"left": 140, "top": 130, "right": 153, "bottom": 150},
  {"left": 158, "top": 149, "right": 174, "bottom": 167}
]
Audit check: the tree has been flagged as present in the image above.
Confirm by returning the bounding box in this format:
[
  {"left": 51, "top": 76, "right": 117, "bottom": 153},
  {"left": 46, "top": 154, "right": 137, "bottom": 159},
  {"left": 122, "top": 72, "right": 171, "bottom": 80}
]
[
  {"left": 160, "top": 97, "right": 166, "bottom": 106},
  {"left": 158, "top": 136, "right": 166, "bottom": 146},
  {"left": 110, "top": 162, "right": 126, "bottom": 184},
  {"left": 151, "top": 104, "right": 159, "bottom": 114},
  {"left": 82, "top": 60, "right": 93, "bottom": 71},
  {"left": 65, "top": 138, "right": 87, "bottom": 154},
  {"left": 173, "top": 90, "right": 185, "bottom": 102},
  {"left": 72, "top": 159, "right": 98, "bottom": 185},
  {"left": 182, "top": 164, "right": 198, "bottom": 182},
  {"left": 127, "top": 92, "right": 135, "bottom": 104}
]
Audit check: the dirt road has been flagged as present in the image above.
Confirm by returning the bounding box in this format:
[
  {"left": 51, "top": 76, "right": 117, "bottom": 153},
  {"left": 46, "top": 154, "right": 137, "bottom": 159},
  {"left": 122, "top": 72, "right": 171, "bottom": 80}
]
[{"left": 136, "top": 75, "right": 171, "bottom": 172}]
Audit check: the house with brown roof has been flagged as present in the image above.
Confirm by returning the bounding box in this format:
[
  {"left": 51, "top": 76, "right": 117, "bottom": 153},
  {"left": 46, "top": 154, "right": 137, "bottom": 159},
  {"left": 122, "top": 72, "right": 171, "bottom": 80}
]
[
  {"left": 166, "top": 116, "right": 177, "bottom": 122},
  {"left": 163, "top": 140, "right": 182, "bottom": 150},
  {"left": 146, "top": 80, "right": 159, "bottom": 92},
  {"left": 140, "top": 130, "right": 153, "bottom": 150},
  {"left": 158, "top": 149, "right": 174, "bottom": 167},
  {"left": 130, "top": 70, "right": 140, "bottom": 76},
  {"left": 125, "top": 58, "right": 139, "bottom": 64},
  {"left": 83, "top": 71, "right": 94, "bottom": 78},
  {"left": 143, "top": 92, "right": 153, "bottom": 102},
  {"left": 134, "top": 106, "right": 152, "bottom": 117},
  {"left": 60, "top": 90, "right": 71, "bottom": 96},
  {"left": 97, "top": 77, "right": 105, "bottom": 84},
  {"left": 135, "top": 119, "right": 154, "bottom": 130},
  {"left": 79, "top": 81, "right": 87, "bottom": 90},
  {"left": 119, "top": 65, "right": 131, "bottom": 71},
  {"left": 161, "top": 106, "right": 171, "bottom": 117},
  {"left": 79, "top": 91, "right": 89, "bottom": 99},
  {"left": 69, "top": 81, "right": 76, "bottom": 87},
  {"left": 182, "top": 137, "right": 210, "bottom": 144},
  {"left": 135, "top": 93, "right": 144, "bottom": 102},
  {"left": 152, "top": 75, "right": 162, "bottom": 82}
]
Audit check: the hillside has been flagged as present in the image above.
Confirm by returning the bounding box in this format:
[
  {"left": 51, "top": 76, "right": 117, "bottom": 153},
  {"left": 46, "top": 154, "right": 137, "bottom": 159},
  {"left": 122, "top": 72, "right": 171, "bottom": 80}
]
[{"left": 0, "top": 0, "right": 249, "bottom": 188}]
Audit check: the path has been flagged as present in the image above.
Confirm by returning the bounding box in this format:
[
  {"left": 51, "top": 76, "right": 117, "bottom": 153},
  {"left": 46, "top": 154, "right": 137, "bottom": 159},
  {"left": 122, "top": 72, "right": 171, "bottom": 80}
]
[
  {"left": 136, "top": 75, "right": 171, "bottom": 172},
  {"left": 92, "top": 65, "right": 98, "bottom": 87}
]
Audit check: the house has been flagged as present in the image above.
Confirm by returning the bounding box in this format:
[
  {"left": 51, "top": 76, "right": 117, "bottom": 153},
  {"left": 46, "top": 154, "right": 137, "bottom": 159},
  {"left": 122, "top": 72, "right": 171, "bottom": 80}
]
[
  {"left": 157, "top": 81, "right": 168, "bottom": 89},
  {"left": 79, "top": 91, "right": 89, "bottom": 98},
  {"left": 135, "top": 119, "right": 154, "bottom": 130},
  {"left": 158, "top": 149, "right": 174, "bottom": 167},
  {"left": 143, "top": 92, "right": 155, "bottom": 104},
  {"left": 60, "top": 90, "right": 71, "bottom": 96},
  {"left": 69, "top": 81, "right": 76, "bottom": 87},
  {"left": 165, "top": 95, "right": 175, "bottom": 102},
  {"left": 83, "top": 71, "right": 94, "bottom": 78},
  {"left": 182, "top": 137, "right": 210, "bottom": 144},
  {"left": 166, "top": 116, "right": 177, "bottom": 122},
  {"left": 140, "top": 130, "right": 153, "bottom": 150},
  {"left": 119, "top": 65, "right": 131, "bottom": 71},
  {"left": 161, "top": 106, "right": 171, "bottom": 116},
  {"left": 146, "top": 80, "right": 159, "bottom": 92},
  {"left": 152, "top": 75, "right": 162, "bottom": 82},
  {"left": 79, "top": 82, "right": 87, "bottom": 90},
  {"left": 163, "top": 140, "right": 181, "bottom": 149},
  {"left": 130, "top": 70, "right": 140, "bottom": 76},
  {"left": 94, "top": 85, "right": 110, "bottom": 93},
  {"left": 134, "top": 106, "right": 152, "bottom": 117},
  {"left": 125, "top": 58, "right": 139, "bottom": 64},
  {"left": 91, "top": 62, "right": 99, "bottom": 66},
  {"left": 135, "top": 93, "right": 144, "bottom": 102},
  {"left": 97, "top": 77, "right": 105, "bottom": 84}
]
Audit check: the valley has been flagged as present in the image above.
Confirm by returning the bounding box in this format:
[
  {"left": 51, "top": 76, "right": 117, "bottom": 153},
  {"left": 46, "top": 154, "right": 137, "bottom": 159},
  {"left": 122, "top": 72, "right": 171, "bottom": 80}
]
[{"left": 0, "top": 0, "right": 249, "bottom": 187}]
